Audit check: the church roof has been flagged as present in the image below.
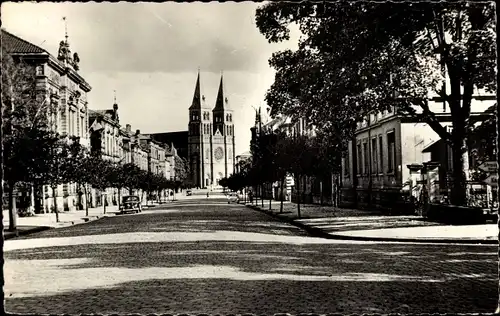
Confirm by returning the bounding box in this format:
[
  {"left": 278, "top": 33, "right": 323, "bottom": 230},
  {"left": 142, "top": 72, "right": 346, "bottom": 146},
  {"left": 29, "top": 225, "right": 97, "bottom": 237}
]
[
  {"left": 213, "top": 73, "right": 230, "bottom": 111},
  {"left": 147, "top": 131, "right": 188, "bottom": 159}
]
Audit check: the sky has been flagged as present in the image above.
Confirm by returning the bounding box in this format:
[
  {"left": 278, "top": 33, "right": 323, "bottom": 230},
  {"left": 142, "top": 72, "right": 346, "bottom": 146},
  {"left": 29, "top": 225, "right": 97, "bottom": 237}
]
[{"left": 2, "top": 2, "right": 300, "bottom": 156}]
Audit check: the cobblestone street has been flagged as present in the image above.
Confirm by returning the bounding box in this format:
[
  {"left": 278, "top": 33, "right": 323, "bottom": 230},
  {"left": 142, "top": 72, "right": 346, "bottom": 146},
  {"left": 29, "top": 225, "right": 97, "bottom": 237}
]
[{"left": 4, "top": 198, "right": 498, "bottom": 314}]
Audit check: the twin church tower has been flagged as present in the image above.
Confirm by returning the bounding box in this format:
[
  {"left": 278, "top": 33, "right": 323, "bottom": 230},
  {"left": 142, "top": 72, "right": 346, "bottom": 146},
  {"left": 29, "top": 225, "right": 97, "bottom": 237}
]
[{"left": 187, "top": 70, "right": 236, "bottom": 188}]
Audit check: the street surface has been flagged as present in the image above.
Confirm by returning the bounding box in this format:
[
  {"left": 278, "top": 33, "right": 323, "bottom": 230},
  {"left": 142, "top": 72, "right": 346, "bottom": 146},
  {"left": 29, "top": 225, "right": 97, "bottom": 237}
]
[{"left": 4, "top": 197, "right": 498, "bottom": 314}]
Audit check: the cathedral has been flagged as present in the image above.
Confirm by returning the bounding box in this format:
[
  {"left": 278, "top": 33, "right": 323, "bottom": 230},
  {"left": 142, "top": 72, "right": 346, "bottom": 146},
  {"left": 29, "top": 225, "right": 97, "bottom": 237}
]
[
  {"left": 188, "top": 71, "right": 236, "bottom": 188},
  {"left": 149, "top": 70, "right": 236, "bottom": 188}
]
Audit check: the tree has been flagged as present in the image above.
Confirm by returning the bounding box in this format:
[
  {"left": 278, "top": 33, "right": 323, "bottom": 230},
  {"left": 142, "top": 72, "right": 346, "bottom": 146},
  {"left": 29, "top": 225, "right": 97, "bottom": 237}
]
[
  {"left": 255, "top": 2, "right": 496, "bottom": 206},
  {"left": 174, "top": 155, "right": 189, "bottom": 190},
  {"left": 63, "top": 136, "right": 93, "bottom": 215},
  {"left": 88, "top": 158, "right": 115, "bottom": 214},
  {"left": 2, "top": 49, "right": 62, "bottom": 228}
]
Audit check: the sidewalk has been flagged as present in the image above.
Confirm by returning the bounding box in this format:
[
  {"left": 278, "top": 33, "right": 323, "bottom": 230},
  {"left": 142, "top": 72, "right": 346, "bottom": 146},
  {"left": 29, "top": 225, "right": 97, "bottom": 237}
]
[
  {"left": 3, "top": 205, "right": 120, "bottom": 240},
  {"left": 243, "top": 199, "right": 498, "bottom": 244}
]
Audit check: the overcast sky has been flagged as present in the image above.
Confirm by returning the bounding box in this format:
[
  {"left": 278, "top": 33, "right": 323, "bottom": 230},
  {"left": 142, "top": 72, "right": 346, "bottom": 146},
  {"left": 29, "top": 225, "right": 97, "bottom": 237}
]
[{"left": 2, "top": 2, "right": 299, "bottom": 155}]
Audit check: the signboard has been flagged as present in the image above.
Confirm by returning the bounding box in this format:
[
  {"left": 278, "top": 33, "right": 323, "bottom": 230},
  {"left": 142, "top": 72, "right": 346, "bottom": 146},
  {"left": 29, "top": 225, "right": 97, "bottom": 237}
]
[
  {"left": 478, "top": 161, "right": 498, "bottom": 173},
  {"left": 483, "top": 174, "right": 498, "bottom": 187}
]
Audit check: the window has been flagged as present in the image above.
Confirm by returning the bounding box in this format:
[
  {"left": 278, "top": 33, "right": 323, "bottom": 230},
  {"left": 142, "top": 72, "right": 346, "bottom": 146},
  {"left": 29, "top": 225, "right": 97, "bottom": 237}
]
[
  {"left": 371, "top": 138, "right": 377, "bottom": 174},
  {"left": 356, "top": 144, "right": 362, "bottom": 175},
  {"left": 387, "top": 130, "right": 396, "bottom": 173},
  {"left": 378, "top": 135, "right": 383, "bottom": 173},
  {"left": 36, "top": 65, "right": 44, "bottom": 76},
  {"left": 344, "top": 153, "right": 350, "bottom": 177},
  {"left": 80, "top": 116, "right": 84, "bottom": 137},
  {"left": 363, "top": 142, "right": 369, "bottom": 174}
]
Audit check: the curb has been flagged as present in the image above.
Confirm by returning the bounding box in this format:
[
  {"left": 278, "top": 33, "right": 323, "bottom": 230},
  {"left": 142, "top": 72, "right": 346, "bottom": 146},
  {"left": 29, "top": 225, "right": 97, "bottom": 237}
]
[
  {"left": 4, "top": 213, "right": 114, "bottom": 240},
  {"left": 244, "top": 203, "right": 497, "bottom": 245},
  {"left": 4, "top": 226, "right": 52, "bottom": 240}
]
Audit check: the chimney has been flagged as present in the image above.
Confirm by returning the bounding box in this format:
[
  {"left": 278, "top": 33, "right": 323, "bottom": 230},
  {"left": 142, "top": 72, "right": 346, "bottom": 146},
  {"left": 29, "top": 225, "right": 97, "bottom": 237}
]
[{"left": 126, "top": 124, "right": 131, "bottom": 133}]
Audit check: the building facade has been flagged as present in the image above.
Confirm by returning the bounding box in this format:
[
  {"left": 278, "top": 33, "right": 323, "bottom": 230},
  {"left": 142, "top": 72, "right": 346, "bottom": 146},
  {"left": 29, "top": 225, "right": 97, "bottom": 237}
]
[
  {"left": 187, "top": 71, "right": 236, "bottom": 188},
  {"left": 340, "top": 94, "right": 496, "bottom": 212},
  {"left": 164, "top": 143, "right": 178, "bottom": 181},
  {"left": 88, "top": 101, "right": 123, "bottom": 207},
  {"left": 3, "top": 30, "right": 92, "bottom": 214}
]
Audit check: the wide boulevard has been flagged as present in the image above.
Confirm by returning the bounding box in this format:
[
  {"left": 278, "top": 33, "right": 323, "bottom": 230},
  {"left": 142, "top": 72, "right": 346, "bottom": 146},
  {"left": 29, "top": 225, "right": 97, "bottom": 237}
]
[{"left": 4, "top": 193, "right": 497, "bottom": 314}]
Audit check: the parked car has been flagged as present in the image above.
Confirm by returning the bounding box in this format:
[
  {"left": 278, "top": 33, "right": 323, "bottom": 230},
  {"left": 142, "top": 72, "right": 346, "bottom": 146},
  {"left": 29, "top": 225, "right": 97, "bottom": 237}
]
[
  {"left": 186, "top": 190, "right": 192, "bottom": 196},
  {"left": 226, "top": 192, "right": 239, "bottom": 203},
  {"left": 120, "top": 195, "right": 142, "bottom": 214}
]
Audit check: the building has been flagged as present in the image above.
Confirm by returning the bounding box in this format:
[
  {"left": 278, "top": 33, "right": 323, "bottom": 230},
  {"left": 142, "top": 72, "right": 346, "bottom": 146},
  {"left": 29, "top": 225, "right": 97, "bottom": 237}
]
[
  {"left": 164, "top": 143, "right": 178, "bottom": 181},
  {"left": 119, "top": 124, "right": 133, "bottom": 165},
  {"left": 136, "top": 133, "right": 166, "bottom": 176},
  {"left": 88, "top": 104, "right": 122, "bottom": 163},
  {"left": 148, "top": 70, "right": 236, "bottom": 188},
  {"left": 340, "top": 93, "right": 496, "bottom": 212},
  {"left": 235, "top": 151, "right": 251, "bottom": 174},
  {"left": 88, "top": 99, "right": 124, "bottom": 207},
  {"left": 2, "top": 29, "right": 92, "bottom": 213}
]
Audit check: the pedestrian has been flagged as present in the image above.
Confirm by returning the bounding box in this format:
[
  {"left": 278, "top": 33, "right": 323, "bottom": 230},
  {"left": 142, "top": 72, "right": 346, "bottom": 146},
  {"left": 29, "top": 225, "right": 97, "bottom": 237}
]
[{"left": 207, "top": 192, "right": 210, "bottom": 199}]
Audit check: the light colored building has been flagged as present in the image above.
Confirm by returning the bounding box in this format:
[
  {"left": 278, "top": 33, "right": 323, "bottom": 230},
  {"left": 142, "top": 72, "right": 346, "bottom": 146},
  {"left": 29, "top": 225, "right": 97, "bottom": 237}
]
[
  {"left": 340, "top": 92, "right": 496, "bottom": 212},
  {"left": 131, "top": 130, "right": 149, "bottom": 172},
  {"left": 3, "top": 29, "right": 92, "bottom": 214},
  {"left": 187, "top": 71, "right": 236, "bottom": 188},
  {"left": 88, "top": 100, "right": 123, "bottom": 207},
  {"left": 164, "top": 143, "right": 178, "bottom": 181}
]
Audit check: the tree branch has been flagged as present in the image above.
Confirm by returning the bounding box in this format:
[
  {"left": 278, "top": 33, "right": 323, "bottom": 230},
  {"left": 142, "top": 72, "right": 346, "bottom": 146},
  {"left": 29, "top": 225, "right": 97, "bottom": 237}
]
[{"left": 407, "top": 99, "right": 453, "bottom": 145}]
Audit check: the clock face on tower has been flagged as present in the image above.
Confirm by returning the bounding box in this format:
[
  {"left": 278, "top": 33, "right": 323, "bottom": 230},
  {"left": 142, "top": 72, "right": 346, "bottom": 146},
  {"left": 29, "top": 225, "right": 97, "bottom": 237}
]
[{"left": 214, "top": 147, "right": 224, "bottom": 161}]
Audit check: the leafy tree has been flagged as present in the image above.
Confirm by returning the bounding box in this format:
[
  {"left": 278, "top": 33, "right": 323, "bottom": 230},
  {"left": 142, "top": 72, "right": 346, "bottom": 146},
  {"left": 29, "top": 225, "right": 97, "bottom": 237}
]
[
  {"left": 255, "top": 2, "right": 496, "bottom": 206},
  {"left": 2, "top": 49, "right": 62, "bottom": 227},
  {"left": 174, "top": 155, "right": 189, "bottom": 188},
  {"left": 62, "top": 136, "right": 91, "bottom": 215},
  {"left": 39, "top": 137, "right": 78, "bottom": 222},
  {"left": 88, "top": 158, "right": 115, "bottom": 214}
]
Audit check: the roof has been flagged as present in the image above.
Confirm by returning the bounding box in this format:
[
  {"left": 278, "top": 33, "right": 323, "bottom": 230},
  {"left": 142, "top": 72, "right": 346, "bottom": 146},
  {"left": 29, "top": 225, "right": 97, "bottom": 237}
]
[
  {"left": 146, "top": 131, "right": 188, "bottom": 159},
  {"left": 2, "top": 29, "right": 47, "bottom": 54},
  {"left": 422, "top": 139, "right": 443, "bottom": 153}
]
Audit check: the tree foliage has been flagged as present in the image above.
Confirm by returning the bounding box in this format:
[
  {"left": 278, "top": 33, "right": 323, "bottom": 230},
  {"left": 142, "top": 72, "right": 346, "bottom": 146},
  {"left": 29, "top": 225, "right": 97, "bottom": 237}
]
[{"left": 255, "top": 2, "right": 496, "bottom": 205}]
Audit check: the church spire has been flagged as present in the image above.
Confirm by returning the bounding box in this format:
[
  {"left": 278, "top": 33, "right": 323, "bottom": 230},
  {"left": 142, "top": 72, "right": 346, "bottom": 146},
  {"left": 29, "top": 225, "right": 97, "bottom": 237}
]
[
  {"left": 213, "top": 72, "right": 229, "bottom": 111},
  {"left": 189, "top": 69, "right": 202, "bottom": 110}
]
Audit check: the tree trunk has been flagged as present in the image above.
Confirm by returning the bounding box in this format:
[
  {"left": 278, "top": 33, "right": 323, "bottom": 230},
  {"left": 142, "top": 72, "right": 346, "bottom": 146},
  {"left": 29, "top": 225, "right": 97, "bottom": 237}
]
[
  {"left": 296, "top": 175, "right": 301, "bottom": 218},
  {"left": 331, "top": 173, "right": 335, "bottom": 207},
  {"left": 261, "top": 185, "right": 264, "bottom": 208},
  {"left": 269, "top": 183, "right": 272, "bottom": 211},
  {"left": 320, "top": 180, "right": 323, "bottom": 206},
  {"left": 51, "top": 185, "right": 59, "bottom": 223},
  {"left": 84, "top": 184, "right": 89, "bottom": 217},
  {"left": 8, "top": 183, "right": 17, "bottom": 232},
  {"left": 117, "top": 188, "right": 121, "bottom": 210},
  {"left": 103, "top": 191, "right": 107, "bottom": 214},
  {"left": 450, "top": 136, "right": 470, "bottom": 206},
  {"left": 280, "top": 177, "right": 284, "bottom": 213},
  {"left": 303, "top": 175, "right": 307, "bottom": 205}
]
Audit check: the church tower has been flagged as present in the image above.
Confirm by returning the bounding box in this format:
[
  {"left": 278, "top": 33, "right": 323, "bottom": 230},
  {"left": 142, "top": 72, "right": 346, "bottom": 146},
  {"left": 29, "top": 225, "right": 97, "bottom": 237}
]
[
  {"left": 211, "top": 73, "right": 235, "bottom": 186},
  {"left": 187, "top": 70, "right": 212, "bottom": 188}
]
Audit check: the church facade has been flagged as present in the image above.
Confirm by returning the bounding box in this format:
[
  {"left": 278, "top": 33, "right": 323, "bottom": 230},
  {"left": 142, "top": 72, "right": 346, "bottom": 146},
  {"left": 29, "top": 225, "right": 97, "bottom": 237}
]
[{"left": 187, "top": 71, "right": 236, "bottom": 188}]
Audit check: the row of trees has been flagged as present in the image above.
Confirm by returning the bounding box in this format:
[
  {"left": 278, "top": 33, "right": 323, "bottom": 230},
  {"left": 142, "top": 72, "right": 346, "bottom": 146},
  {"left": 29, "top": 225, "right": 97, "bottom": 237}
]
[
  {"left": 220, "top": 127, "right": 341, "bottom": 217},
  {"left": 255, "top": 2, "right": 497, "bottom": 206},
  {"left": 2, "top": 42, "right": 189, "bottom": 232}
]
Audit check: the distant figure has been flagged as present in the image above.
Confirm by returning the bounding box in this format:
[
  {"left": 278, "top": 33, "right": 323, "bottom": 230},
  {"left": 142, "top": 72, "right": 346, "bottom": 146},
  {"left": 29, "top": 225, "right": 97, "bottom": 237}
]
[{"left": 207, "top": 192, "right": 210, "bottom": 199}]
